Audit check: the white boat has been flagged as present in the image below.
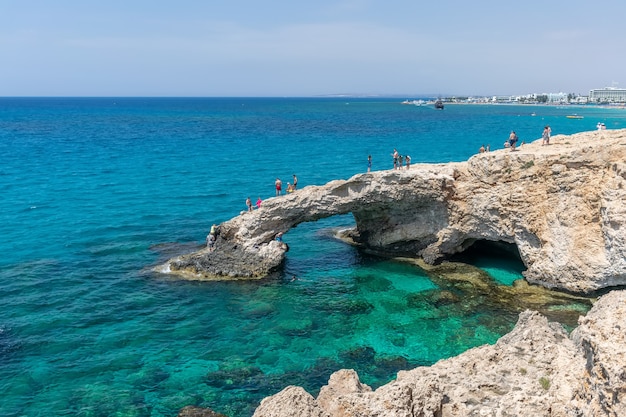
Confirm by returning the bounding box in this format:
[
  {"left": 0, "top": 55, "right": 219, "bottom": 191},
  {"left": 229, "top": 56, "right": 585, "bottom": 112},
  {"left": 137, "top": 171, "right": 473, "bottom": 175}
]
[{"left": 402, "top": 99, "right": 426, "bottom": 106}]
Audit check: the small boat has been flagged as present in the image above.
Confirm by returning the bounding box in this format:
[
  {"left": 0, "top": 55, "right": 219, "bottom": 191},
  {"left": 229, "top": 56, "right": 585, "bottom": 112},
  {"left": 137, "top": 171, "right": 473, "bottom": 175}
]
[
  {"left": 566, "top": 114, "right": 584, "bottom": 119},
  {"left": 434, "top": 99, "right": 444, "bottom": 110},
  {"left": 402, "top": 99, "right": 426, "bottom": 106}
]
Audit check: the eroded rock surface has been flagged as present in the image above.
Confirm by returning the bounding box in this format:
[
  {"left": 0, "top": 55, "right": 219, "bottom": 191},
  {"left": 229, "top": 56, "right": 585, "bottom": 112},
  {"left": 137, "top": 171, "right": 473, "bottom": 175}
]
[{"left": 160, "top": 129, "right": 626, "bottom": 293}]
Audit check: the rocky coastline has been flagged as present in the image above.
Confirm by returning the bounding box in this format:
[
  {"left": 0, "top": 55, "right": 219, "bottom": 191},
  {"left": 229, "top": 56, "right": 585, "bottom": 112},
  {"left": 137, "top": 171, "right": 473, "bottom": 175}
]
[
  {"left": 248, "top": 289, "right": 626, "bottom": 417},
  {"left": 161, "top": 128, "right": 626, "bottom": 294},
  {"left": 168, "top": 129, "right": 626, "bottom": 416}
]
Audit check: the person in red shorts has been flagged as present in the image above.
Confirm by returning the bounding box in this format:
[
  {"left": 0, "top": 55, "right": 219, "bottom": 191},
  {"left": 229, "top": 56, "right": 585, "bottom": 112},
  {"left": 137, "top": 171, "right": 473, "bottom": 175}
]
[{"left": 275, "top": 178, "right": 282, "bottom": 196}]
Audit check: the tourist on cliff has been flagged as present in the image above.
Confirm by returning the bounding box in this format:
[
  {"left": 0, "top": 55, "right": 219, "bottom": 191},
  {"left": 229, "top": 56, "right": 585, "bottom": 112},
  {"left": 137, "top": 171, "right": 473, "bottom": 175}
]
[
  {"left": 367, "top": 155, "right": 372, "bottom": 172},
  {"left": 405, "top": 155, "right": 411, "bottom": 169},
  {"left": 479, "top": 144, "right": 486, "bottom": 153},
  {"left": 286, "top": 183, "right": 294, "bottom": 193},
  {"left": 256, "top": 196, "right": 262, "bottom": 208},
  {"left": 207, "top": 224, "right": 217, "bottom": 251},
  {"left": 246, "top": 197, "right": 253, "bottom": 212},
  {"left": 206, "top": 233, "right": 216, "bottom": 251},
  {"left": 292, "top": 174, "right": 298, "bottom": 190},
  {"left": 542, "top": 125, "right": 551, "bottom": 145},
  {"left": 392, "top": 149, "right": 399, "bottom": 169},
  {"left": 398, "top": 154, "right": 404, "bottom": 169},
  {"left": 275, "top": 178, "right": 282, "bottom": 196},
  {"left": 508, "top": 131, "right": 519, "bottom": 151}
]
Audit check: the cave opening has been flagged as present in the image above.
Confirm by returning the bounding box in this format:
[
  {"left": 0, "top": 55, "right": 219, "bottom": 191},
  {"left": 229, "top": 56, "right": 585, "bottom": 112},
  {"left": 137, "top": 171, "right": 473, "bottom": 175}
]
[{"left": 450, "top": 239, "right": 526, "bottom": 286}]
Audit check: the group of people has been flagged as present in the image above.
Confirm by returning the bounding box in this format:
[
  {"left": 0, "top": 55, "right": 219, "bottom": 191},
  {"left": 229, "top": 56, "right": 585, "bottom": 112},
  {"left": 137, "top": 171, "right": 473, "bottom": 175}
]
[
  {"left": 245, "top": 196, "right": 263, "bottom": 212},
  {"left": 274, "top": 174, "right": 298, "bottom": 196},
  {"left": 365, "top": 150, "right": 418, "bottom": 173},
  {"left": 493, "top": 125, "right": 551, "bottom": 152},
  {"left": 391, "top": 149, "right": 411, "bottom": 170},
  {"left": 213, "top": 175, "right": 297, "bottom": 250},
  {"left": 242, "top": 174, "right": 298, "bottom": 215}
]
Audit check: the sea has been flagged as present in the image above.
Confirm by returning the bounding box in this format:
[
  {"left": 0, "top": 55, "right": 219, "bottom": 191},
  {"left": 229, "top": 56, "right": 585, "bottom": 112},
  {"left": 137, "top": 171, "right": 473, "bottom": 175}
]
[{"left": 1, "top": 97, "right": 624, "bottom": 417}]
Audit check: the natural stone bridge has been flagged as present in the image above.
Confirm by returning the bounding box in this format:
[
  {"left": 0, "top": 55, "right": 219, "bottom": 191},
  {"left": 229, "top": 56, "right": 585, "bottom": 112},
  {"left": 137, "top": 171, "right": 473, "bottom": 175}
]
[{"left": 160, "top": 129, "right": 626, "bottom": 294}]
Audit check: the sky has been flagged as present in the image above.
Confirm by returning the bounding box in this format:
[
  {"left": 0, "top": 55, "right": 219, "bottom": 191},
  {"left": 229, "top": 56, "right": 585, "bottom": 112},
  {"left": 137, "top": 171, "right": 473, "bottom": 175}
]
[{"left": 1, "top": 0, "right": 624, "bottom": 97}]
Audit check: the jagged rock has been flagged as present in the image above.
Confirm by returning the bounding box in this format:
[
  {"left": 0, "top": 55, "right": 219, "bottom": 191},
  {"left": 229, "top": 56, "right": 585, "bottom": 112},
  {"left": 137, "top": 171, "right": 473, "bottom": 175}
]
[
  {"left": 248, "top": 290, "right": 626, "bottom": 417},
  {"left": 159, "top": 129, "right": 626, "bottom": 293},
  {"left": 570, "top": 290, "right": 626, "bottom": 416},
  {"left": 253, "top": 386, "right": 326, "bottom": 417},
  {"left": 159, "top": 238, "right": 287, "bottom": 280}
]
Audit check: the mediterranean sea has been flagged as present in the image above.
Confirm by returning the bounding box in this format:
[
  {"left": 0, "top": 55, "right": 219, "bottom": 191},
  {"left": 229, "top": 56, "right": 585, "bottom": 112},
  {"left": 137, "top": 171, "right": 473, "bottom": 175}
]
[{"left": 1, "top": 97, "right": 624, "bottom": 416}]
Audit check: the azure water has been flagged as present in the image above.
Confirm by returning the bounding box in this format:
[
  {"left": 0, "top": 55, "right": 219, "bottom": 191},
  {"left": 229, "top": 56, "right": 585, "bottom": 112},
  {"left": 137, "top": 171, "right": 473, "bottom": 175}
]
[{"left": 1, "top": 98, "right": 623, "bottom": 416}]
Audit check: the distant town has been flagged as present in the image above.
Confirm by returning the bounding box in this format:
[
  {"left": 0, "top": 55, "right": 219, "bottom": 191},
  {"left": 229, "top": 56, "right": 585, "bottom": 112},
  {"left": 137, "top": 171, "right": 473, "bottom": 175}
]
[{"left": 436, "top": 86, "right": 626, "bottom": 105}]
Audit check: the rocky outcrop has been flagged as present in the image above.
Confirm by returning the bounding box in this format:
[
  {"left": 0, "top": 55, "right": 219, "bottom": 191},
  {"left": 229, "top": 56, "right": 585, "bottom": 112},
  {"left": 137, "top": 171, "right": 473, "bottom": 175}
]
[
  {"left": 250, "top": 290, "right": 626, "bottom": 417},
  {"left": 570, "top": 291, "right": 626, "bottom": 416},
  {"left": 160, "top": 129, "right": 626, "bottom": 293}
]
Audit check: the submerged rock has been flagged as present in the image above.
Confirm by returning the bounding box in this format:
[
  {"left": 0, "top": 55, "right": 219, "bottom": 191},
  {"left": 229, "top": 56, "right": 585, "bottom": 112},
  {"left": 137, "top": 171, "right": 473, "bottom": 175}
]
[
  {"left": 246, "top": 289, "right": 626, "bottom": 417},
  {"left": 177, "top": 406, "right": 227, "bottom": 417}
]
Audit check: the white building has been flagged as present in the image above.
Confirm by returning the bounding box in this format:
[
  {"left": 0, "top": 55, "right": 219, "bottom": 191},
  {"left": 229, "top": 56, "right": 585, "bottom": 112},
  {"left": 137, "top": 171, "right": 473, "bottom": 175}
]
[
  {"left": 547, "top": 92, "right": 568, "bottom": 103},
  {"left": 589, "top": 87, "right": 626, "bottom": 103}
]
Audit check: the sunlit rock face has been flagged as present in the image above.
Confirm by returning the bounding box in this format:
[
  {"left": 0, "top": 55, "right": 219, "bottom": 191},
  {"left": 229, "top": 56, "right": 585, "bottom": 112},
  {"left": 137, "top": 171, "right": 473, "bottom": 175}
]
[{"left": 161, "top": 129, "right": 626, "bottom": 293}]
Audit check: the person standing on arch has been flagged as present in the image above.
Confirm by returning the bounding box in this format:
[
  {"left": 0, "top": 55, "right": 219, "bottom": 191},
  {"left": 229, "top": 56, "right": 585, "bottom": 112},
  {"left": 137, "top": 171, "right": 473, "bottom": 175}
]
[
  {"left": 275, "top": 178, "right": 282, "bottom": 196},
  {"left": 509, "top": 131, "right": 519, "bottom": 151},
  {"left": 542, "top": 125, "right": 551, "bottom": 145},
  {"left": 292, "top": 174, "right": 298, "bottom": 190}
]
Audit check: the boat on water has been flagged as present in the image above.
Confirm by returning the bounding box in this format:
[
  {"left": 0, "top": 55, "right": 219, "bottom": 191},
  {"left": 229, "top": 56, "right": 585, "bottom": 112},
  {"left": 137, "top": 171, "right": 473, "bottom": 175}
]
[
  {"left": 434, "top": 99, "right": 444, "bottom": 110},
  {"left": 401, "top": 99, "right": 427, "bottom": 106},
  {"left": 566, "top": 114, "right": 584, "bottom": 119}
]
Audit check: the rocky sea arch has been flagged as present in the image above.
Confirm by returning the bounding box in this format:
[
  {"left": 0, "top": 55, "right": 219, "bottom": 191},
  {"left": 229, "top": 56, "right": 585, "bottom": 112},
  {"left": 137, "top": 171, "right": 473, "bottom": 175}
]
[{"left": 162, "top": 128, "right": 626, "bottom": 294}]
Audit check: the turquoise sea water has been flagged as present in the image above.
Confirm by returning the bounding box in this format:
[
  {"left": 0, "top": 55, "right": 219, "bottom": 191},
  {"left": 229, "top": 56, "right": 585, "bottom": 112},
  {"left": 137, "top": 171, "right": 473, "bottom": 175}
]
[{"left": 1, "top": 98, "right": 624, "bottom": 416}]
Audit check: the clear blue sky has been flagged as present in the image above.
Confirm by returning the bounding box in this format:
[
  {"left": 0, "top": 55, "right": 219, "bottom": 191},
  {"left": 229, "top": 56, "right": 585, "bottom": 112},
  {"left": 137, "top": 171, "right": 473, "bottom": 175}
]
[{"left": 1, "top": 0, "right": 624, "bottom": 97}]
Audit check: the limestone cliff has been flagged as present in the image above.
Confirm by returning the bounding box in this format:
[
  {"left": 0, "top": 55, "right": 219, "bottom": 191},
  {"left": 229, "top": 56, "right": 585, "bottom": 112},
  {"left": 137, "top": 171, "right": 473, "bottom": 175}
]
[
  {"left": 160, "top": 129, "right": 626, "bottom": 293},
  {"left": 250, "top": 290, "right": 626, "bottom": 417}
]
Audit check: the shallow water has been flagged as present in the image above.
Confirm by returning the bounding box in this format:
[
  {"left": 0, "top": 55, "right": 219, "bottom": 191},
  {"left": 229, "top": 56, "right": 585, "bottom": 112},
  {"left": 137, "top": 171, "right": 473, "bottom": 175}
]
[{"left": 1, "top": 98, "right": 620, "bottom": 416}]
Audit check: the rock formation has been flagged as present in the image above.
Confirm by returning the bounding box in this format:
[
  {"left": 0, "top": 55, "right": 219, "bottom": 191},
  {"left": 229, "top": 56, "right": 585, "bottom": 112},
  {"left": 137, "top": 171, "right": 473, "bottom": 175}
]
[
  {"left": 250, "top": 289, "right": 626, "bottom": 417},
  {"left": 159, "top": 129, "right": 626, "bottom": 293}
]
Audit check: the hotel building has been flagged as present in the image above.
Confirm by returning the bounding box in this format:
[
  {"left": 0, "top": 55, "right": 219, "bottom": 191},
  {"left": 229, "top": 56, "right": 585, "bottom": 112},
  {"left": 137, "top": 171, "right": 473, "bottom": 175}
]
[{"left": 588, "top": 87, "right": 626, "bottom": 103}]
